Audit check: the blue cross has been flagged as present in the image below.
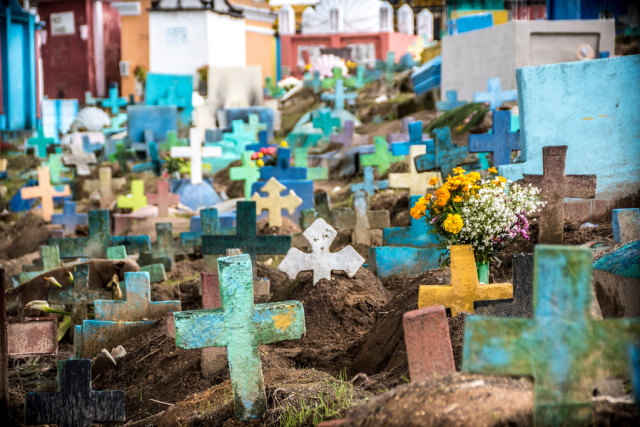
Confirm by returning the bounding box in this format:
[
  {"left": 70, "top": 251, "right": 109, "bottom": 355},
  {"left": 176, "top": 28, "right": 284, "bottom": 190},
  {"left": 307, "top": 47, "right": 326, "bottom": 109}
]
[
  {"left": 101, "top": 87, "right": 128, "bottom": 115},
  {"left": 473, "top": 77, "right": 517, "bottom": 111},
  {"left": 350, "top": 166, "right": 388, "bottom": 197},
  {"left": 158, "top": 86, "right": 187, "bottom": 109},
  {"left": 82, "top": 135, "right": 103, "bottom": 154},
  {"left": 51, "top": 200, "right": 88, "bottom": 236},
  {"left": 414, "top": 127, "right": 468, "bottom": 178},
  {"left": 469, "top": 110, "right": 521, "bottom": 167},
  {"left": 437, "top": 90, "right": 467, "bottom": 111},
  {"left": 321, "top": 79, "right": 356, "bottom": 111},
  {"left": 131, "top": 141, "right": 164, "bottom": 176},
  {"left": 246, "top": 130, "right": 273, "bottom": 152},
  {"left": 390, "top": 121, "right": 434, "bottom": 156},
  {"left": 259, "top": 147, "right": 307, "bottom": 181}
]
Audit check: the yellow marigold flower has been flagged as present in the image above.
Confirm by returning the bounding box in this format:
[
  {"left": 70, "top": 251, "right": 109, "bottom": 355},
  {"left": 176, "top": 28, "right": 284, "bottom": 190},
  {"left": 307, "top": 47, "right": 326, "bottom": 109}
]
[
  {"left": 453, "top": 196, "right": 463, "bottom": 203},
  {"left": 256, "top": 159, "right": 264, "bottom": 167},
  {"left": 434, "top": 186, "right": 450, "bottom": 208},
  {"left": 452, "top": 167, "right": 466, "bottom": 175},
  {"left": 488, "top": 167, "right": 498, "bottom": 174},
  {"left": 467, "top": 172, "right": 481, "bottom": 182},
  {"left": 497, "top": 176, "right": 507, "bottom": 183},
  {"left": 443, "top": 213, "right": 463, "bottom": 234},
  {"left": 429, "top": 176, "right": 438, "bottom": 186},
  {"left": 424, "top": 193, "right": 433, "bottom": 201},
  {"left": 410, "top": 202, "right": 426, "bottom": 219}
]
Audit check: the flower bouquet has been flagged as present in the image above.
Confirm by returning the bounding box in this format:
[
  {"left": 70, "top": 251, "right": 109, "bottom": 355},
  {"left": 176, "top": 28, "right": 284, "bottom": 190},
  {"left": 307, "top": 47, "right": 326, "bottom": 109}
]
[{"left": 410, "top": 167, "right": 543, "bottom": 282}]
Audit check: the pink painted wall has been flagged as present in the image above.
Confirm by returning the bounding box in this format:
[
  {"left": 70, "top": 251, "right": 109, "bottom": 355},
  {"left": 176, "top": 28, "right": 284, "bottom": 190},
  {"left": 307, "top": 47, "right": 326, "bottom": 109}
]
[{"left": 102, "top": 2, "right": 121, "bottom": 88}]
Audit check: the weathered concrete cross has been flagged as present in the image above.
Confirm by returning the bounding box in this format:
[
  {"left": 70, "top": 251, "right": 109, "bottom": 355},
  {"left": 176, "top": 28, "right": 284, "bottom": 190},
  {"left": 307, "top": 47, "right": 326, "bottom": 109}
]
[
  {"left": 463, "top": 245, "right": 640, "bottom": 425},
  {"left": 62, "top": 142, "right": 97, "bottom": 176},
  {"left": 51, "top": 200, "right": 88, "bottom": 236},
  {"left": 15, "top": 245, "right": 61, "bottom": 285},
  {"left": 418, "top": 245, "right": 513, "bottom": 316},
  {"left": 84, "top": 167, "right": 126, "bottom": 200},
  {"left": 171, "top": 129, "right": 222, "bottom": 185},
  {"left": 333, "top": 191, "right": 390, "bottom": 246},
  {"left": 350, "top": 166, "right": 388, "bottom": 197},
  {"left": 26, "top": 127, "right": 55, "bottom": 158},
  {"left": 146, "top": 179, "right": 180, "bottom": 217},
  {"left": 251, "top": 177, "right": 303, "bottom": 228},
  {"left": 20, "top": 166, "right": 71, "bottom": 221},
  {"left": 360, "top": 136, "right": 404, "bottom": 175},
  {"left": 230, "top": 152, "right": 261, "bottom": 199},
  {"left": 469, "top": 110, "right": 521, "bottom": 167},
  {"left": 523, "top": 145, "right": 596, "bottom": 244},
  {"left": 389, "top": 145, "right": 441, "bottom": 195},
  {"left": 279, "top": 218, "right": 365, "bottom": 285},
  {"left": 140, "top": 222, "right": 187, "bottom": 271},
  {"left": 173, "top": 254, "right": 305, "bottom": 420},
  {"left": 101, "top": 87, "right": 128, "bottom": 115},
  {"left": 116, "top": 180, "right": 148, "bottom": 212}
]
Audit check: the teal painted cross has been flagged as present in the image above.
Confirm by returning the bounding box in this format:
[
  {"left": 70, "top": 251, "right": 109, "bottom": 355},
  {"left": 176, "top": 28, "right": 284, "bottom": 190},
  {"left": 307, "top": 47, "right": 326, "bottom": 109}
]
[
  {"left": 414, "top": 127, "right": 468, "bottom": 178},
  {"left": 321, "top": 79, "right": 356, "bottom": 111},
  {"left": 142, "top": 222, "right": 187, "bottom": 271},
  {"left": 286, "top": 132, "right": 322, "bottom": 150},
  {"left": 230, "top": 152, "right": 261, "bottom": 199},
  {"left": 85, "top": 91, "right": 101, "bottom": 106},
  {"left": 103, "top": 114, "right": 127, "bottom": 136},
  {"left": 437, "top": 90, "right": 466, "bottom": 111},
  {"left": 15, "top": 245, "right": 61, "bottom": 285},
  {"left": 224, "top": 120, "right": 259, "bottom": 146},
  {"left": 159, "top": 130, "right": 187, "bottom": 151},
  {"left": 360, "top": 136, "right": 404, "bottom": 175},
  {"left": 26, "top": 127, "right": 56, "bottom": 158},
  {"left": 350, "top": 166, "right": 388, "bottom": 196},
  {"left": 308, "top": 71, "right": 322, "bottom": 93},
  {"left": 131, "top": 141, "right": 164, "bottom": 176},
  {"left": 390, "top": 121, "right": 434, "bottom": 156},
  {"left": 108, "top": 141, "right": 134, "bottom": 172},
  {"left": 101, "top": 87, "right": 128, "bottom": 115},
  {"left": 312, "top": 109, "right": 341, "bottom": 140},
  {"left": 463, "top": 245, "right": 640, "bottom": 426},
  {"left": 245, "top": 115, "right": 267, "bottom": 138},
  {"left": 180, "top": 208, "right": 221, "bottom": 248},
  {"left": 385, "top": 51, "right": 396, "bottom": 84},
  {"left": 294, "top": 148, "right": 328, "bottom": 181},
  {"left": 49, "top": 210, "right": 151, "bottom": 258},
  {"left": 173, "top": 254, "right": 305, "bottom": 420},
  {"left": 107, "top": 245, "right": 167, "bottom": 284}
]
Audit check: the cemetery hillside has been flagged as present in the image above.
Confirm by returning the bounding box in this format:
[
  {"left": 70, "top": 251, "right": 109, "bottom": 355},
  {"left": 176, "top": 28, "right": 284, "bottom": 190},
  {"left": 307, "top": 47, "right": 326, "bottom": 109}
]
[{"left": 2, "top": 0, "right": 640, "bottom": 425}]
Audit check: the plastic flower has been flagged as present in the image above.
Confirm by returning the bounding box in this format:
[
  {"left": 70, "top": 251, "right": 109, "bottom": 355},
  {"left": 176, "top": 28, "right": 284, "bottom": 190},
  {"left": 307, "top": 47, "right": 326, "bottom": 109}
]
[
  {"left": 257, "top": 159, "right": 264, "bottom": 167},
  {"left": 443, "top": 214, "right": 464, "bottom": 234},
  {"left": 280, "top": 141, "right": 289, "bottom": 148},
  {"left": 429, "top": 176, "right": 439, "bottom": 186}
]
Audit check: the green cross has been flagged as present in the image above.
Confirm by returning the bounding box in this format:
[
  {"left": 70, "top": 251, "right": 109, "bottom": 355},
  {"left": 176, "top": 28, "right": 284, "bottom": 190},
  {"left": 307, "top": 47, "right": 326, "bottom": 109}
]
[
  {"left": 16, "top": 245, "right": 61, "bottom": 285},
  {"left": 116, "top": 180, "right": 147, "bottom": 212},
  {"left": 108, "top": 141, "right": 135, "bottom": 172},
  {"left": 312, "top": 109, "right": 340, "bottom": 140},
  {"left": 159, "top": 130, "right": 187, "bottom": 151},
  {"left": 26, "top": 127, "right": 56, "bottom": 158},
  {"left": 360, "top": 136, "right": 404, "bottom": 175},
  {"left": 44, "top": 153, "right": 71, "bottom": 185},
  {"left": 293, "top": 148, "right": 328, "bottom": 181},
  {"left": 322, "top": 67, "right": 343, "bottom": 90},
  {"left": 173, "top": 254, "right": 305, "bottom": 420},
  {"left": 230, "top": 152, "right": 261, "bottom": 199}
]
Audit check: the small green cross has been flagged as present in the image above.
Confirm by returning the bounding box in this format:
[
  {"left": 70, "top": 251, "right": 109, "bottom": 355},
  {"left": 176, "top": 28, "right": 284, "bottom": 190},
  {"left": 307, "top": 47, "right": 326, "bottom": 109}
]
[
  {"left": 293, "top": 148, "right": 328, "bottom": 181},
  {"left": 159, "top": 130, "right": 187, "bottom": 151},
  {"left": 26, "top": 127, "right": 56, "bottom": 158},
  {"left": 17, "top": 245, "right": 61, "bottom": 285},
  {"left": 312, "top": 109, "right": 340, "bottom": 140},
  {"left": 360, "top": 136, "right": 404, "bottom": 175},
  {"left": 108, "top": 141, "right": 135, "bottom": 172},
  {"left": 322, "top": 67, "right": 343, "bottom": 90},
  {"left": 116, "top": 180, "right": 147, "bottom": 212},
  {"left": 230, "top": 152, "right": 261, "bottom": 199},
  {"left": 44, "top": 153, "right": 71, "bottom": 185}
]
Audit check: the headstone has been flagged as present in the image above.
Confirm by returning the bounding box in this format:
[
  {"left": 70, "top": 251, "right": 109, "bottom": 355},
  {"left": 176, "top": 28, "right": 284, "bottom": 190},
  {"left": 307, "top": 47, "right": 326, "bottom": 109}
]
[
  {"left": 230, "top": 152, "right": 261, "bottom": 200},
  {"left": 101, "top": 87, "right": 128, "bottom": 115},
  {"left": 321, "top": 79, "right": 356, "bottom": 111},
  {"left": 147, "top": 179, "right": 180, "bottom": 217},
  {"left": 473, "top": 77, "right": 517, "bottom": 110},
  {"left": 50, "top": 210, "right": 151, "bottom": 258},
  {"left": 468, "top": 110, "right": 521, "bottom": 167},
  {"left": 612, "top": 208, "right": 640, "bottom": 244},
  {"left": 174, "top": 254, "right": 305, "bottom": 420},
  {"left": 418, "top": 245, "right": 513, "bottom": 316},
  {"left": 116, "top": 180, "right": 148, "bottom": 212},
  {"left": 279, "top": 219, "right": 365, "bottom": 285},
  {"left": 259, "top": 147, "right": 307, "bottom": 181},
  {"left": 403, "top": 305, "right": 455, "bottom": 382},
  {"left": 20, "top": 166, "right": 71, "bottom": 221},
  {"left": 414, "top": 127, "right": 469, "bottom": 178},
  {"left": 312, "top": 109, "right": 341, "bottom": 140},
  {"left": 350, "top": 166, "right": 388, "bottom": 197},
  {"left": 390, "top": 120, "right": 433, "bottom": 156},
  {"left": 84, "top": 167, "right": 126, "bottom": 200},
  {"left": 145, "top": 73, "right": 193, "bottom": 124},
  {"left": 26, "top": 127, "right": 55, "bottom": 158},
  {"left": 171, "top": 129, "right": 222, "bottom": 185},
  {"left": 464, "top": 245, "right": 640, "bottom": 425},
  {"left": 523, "top": 146, "right": 596, "bottom": 244},
  {"left": 437, "top": 90, "right": 466, "bottom": 111},
  {"left": 25, "top": 359, "right": 126, "bottom": 426},
  {"left": 127, "top": 105, "right": 178, "bottom": 145},
  {"left": 14, "top": 246, "right": 61, "bottom": 286},
  {"left": 360, "top": 136, "right": 403, "bottom": 175},
  {"left": 332, "top": 191, "right": 390, "bottom": 246},
  {"left": 389, "top": 145, "right": 441, "bottom": 196},
  {"left": 251, "top": 178, "right": 303, "bottom": 228},
  {"left": 51, "top": 201, "right": 88, "bottom": 236},
  {"left": 293, "top": 148, "right": 328, "bottom": 181}
]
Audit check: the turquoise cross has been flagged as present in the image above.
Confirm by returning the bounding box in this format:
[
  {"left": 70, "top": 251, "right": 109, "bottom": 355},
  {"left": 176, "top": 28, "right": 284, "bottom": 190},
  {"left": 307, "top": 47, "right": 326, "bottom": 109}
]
[
  {"left": 312, "top": 109, "right": 340, "bottom": 140},
  {"left": 230, "top": 152, "right": 261, "bottom": 199},
  {"left": 101, "top": 87, "right": 128, "bottom": 115},
  {"left": 26, "top": 127, "right": 56, "bottom": 158}
]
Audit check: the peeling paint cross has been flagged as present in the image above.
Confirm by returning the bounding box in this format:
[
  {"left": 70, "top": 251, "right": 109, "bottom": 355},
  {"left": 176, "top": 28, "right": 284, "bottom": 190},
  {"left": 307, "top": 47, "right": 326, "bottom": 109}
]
[
  {"left": 140, "top": 222, "right": 187, "bottom": 271},
  {"left": 469, "top": 110, "right": 521, "bottom": 167},
  {"left": 174, "top": 254, "right": 305, "bottom": 420},
  {"left": 251, "top": 177, "right": 303, "bottom": 228},
  {"left": 20, "top": 166, "right": 72, "bottom": 221},
  {"left": 414, "top": 126, "right": 469, "bottom": 179},
  {"left": 15, "top": 245, "right": 61, "bottom": 285}
]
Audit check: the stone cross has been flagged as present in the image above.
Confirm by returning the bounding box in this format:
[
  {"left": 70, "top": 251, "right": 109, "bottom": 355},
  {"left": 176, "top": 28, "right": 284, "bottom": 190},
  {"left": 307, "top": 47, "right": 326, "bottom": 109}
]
[
  {"left": 350, "top": 166, "right": 388, "bottom": 197},
  {"left": 321, "top": 79, "right": 356, "bottom": 111},
  {"left": 62, "top": 142, "right": 97, "bottom": 176},
  {"left": 171, "top": 129, "right": 222, "bottom": 185},
  {"left": 251, "top": 177, "right": 303, "bottom": 228},
  {"left": 43, "top": 153, "right": 70, "bottom": 184},
  {"left": 464, "top": 245, "right": 640, "bottom": 425},
  {"left": 390, "top": 120, "right": 433, "bottom": 156},
  {"left": 437, "top": 90, "right": 466, "bottom": 111},
  {"left": 523, "top": 145, "right": 596, "bottom": 244},
  {"left": 414, "top": 127, "right": 469, "bottom": 178},
  {"left": 469, "top": 110, "right": 521, "bottom": 167},
  {"left": 141, "top": 222, "right": 187, "bottom": 271},
  {"left": 159, "top": 130, "right": 187, "bottom": 151},
  {"left": 15, "top": 245, "right": 61, "bottom": 285},
  {"left": 51, "top": 200, "right": 88, "bottom": 235},
  {"left": 20, "top": 166, "right": 72, "bottom": 221},
  {"left": 25, "top": 359, "right": 126, "bottom": 426},
  {"left": 48, "top": 263, "right": 111, "bottom": 327},
  {"left": 473, "top": 77, "right": 517, "bottom": 110},
  {"left": 360, "top": 136, "right": 404, "bottom": 175},
  {"left": 279, "top": 218, "right": 365, "bottom": 285},
  {"left": 389, "top": 145, "right": 441, "bottom": 195},
  {"left": 101, "top": 87, "right": 128, "bottom": 115},
  {"left": 173, "top": 254, "right": 305, "bottom": 420},
  {"left": 332, "top": 191, "right": 390, "bottom": 246},
  {"left": 180, "top": 208, "right": 221, "bottom": 248},
  {"left": 612, "top": 208, "right": 640, "bottom": 244},
  {"left": 403, "top": 305, "right": 455, "bottom": 382},
  {"left": 199, "top": 272, "right": 227, "bottom": 377},
  {"left": 147, "top": 179, "right": 180, "bottom": 217},
  {"left": 418, "top": 245, "right": 512, "bottom": 316},
  {"left": 116, "top": 180, "right": 148, "bottom": 212},
  {"left": 94, "top": 271, "right": 180, "bottom": 321},
  {"left": 49, "top": 210, "right": 151, "bottom": 258},
  {"left": 26, "top": 127, "right": 55, "bottom": 158},
  {"left": 293, "top": 148, "right": 328, "bottom": 181},
  {"left": 84, "top": 166, "right": 126, "bottom": 200},
  {"left": 259, "top": 147, "right": 307, "bottom": 181},
  {"left": 131, "top": 141, "right": 164, "bottom": 176},
  {"left": 202, "top": 201, "right": 291, "bottom": 264},
  {"left": 312, "top": 109, "right": 341, "bottom": 140},
  {"left": 230, "top": 152, "right": 261, "bottom": 199}
]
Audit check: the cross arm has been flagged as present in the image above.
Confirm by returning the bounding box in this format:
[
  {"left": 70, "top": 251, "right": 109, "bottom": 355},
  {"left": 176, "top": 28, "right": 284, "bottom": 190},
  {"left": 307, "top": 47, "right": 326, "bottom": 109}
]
[
  {"left": 49, "top": 237, "right": 91, "bottom": 258},
  {"left": 413, "top": 152, "right": 437, "bottom": 173},
  {"left": 476, "top": 283, "right": 513, "bottom": 301},
  {"left": 468, "top": 134, "right": 496, "bottom": 153},
  {"left": 254, "top": 235, "right": 291, "bottom": 256},
  {"left": 252, "top": 301, "right": 306, "bottom": 344},
  {"left": 565, "top": 175, "right": 596, "bottom": 199},
  {"left": 174, "top": 309, "right": 228, "bottom": 349},
  {"left": 91, "top": 390, "right": 127, "bottom": 422},
  {"left": 592, "top": 319, "right": 640, "bottom": 377}
]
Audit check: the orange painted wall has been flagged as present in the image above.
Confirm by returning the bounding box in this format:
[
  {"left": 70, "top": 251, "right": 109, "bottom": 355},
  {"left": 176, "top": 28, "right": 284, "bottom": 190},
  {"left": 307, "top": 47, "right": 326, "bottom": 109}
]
[
  {"left": 245, "top": 20, "right": 275, "bottom": 81},
  {"left": 119, "top": 0, "right": 151, "bottom": 102}
]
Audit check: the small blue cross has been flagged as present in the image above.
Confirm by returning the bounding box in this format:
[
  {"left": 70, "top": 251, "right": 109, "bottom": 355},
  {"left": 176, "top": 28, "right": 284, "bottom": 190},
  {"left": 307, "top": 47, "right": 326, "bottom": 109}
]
[
  {"left": 101, "top": 87, "right": 128, "bottom": 115},
  {"left": 391, "top": 121, "right": 434, "bottom": 156},
  {"left": 414, "top": 127, "right": 468, "bottom": 178},
  {"left": 350, "top": 166, "right": 388, "bottom": 197},
  {"left": 469, "top": 110, "right": 521, "bottom": 167},
  {"left": 51, "top": 200, "right": 88, "bottom": 236},
  {"left": 437, "top": 90, "right": 467, "bottom": 111},
  {"left": 473, "top": 78, "right": 517, "bottom": 111},
  {"left": 321, "top": 79, "right": 356, "bottom": 111},
  {"left": 259, "top": 147, "right": 308, "bottom": 181}
]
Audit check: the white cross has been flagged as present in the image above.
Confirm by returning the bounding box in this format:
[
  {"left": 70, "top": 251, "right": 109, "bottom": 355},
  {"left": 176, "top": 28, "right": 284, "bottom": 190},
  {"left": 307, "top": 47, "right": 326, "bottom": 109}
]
[
  {"left": 170, "top": 128, "right": 222, "bottom": 185},
  {"left": 278, "top": 218, "right": 365, "bottom": 285},
  {"left": 388, "top": 145, "right": 441, "bottom": 195}
]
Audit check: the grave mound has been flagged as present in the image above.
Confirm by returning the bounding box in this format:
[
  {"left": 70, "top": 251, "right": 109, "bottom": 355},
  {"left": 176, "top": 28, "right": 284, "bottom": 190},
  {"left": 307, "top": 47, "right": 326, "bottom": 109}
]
[
  {"left": 257, "top": 216, "right": 301, "bottom": 235},
  {"left": 0, "top": 212, "right": 52, "bottom": 259}
]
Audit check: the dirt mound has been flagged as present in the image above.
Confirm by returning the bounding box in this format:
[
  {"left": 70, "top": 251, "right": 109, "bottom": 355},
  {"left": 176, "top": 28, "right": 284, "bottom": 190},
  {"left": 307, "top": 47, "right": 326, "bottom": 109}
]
[
  {"left": 370, "top": 190, "right": 410, "bottom": 227},
  {"left": 0, "top": 212, "right": 52, "bottom": 259},
  {"left": 257, "top": 216, "right": 301, "bottom": 235},
  {"left": 213, "top": 160, "right": 244, "bottom": 199}
]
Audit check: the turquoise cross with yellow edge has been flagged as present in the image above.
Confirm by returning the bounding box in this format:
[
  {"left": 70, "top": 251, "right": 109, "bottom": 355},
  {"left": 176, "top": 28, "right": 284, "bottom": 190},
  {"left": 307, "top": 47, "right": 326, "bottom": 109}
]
[{"left": 173, "top": 254, "right": 305, "bottom": 420}]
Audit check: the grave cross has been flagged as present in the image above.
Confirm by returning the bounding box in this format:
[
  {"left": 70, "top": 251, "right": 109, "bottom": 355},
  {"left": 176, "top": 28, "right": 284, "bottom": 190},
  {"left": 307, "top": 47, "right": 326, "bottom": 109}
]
[
  {"left": 147, "top": 179, "right": 180, "bottom": 217},
  {"left": 194, "top": 272, "right": 227, "bottom": 376},
  {"left": 473, "top": 77, "right": 517, "bottom": 111},
  {"left": 463, "top": 245, "right": 640, "bottom": 426},
  {"left": 85, "top": 91, "right": 100, "bottom": 106},
  {"left": 437, "top": 90, "right": 466, "bottom": 111},
  {"left": 116, "top": 180, "right": 148, "bottom": 212},
  {"left": 469, "top": 110, "right": 521, "bottom": 167},
  {"left": 107, "top": 140, "right": 134, "bottom": 172},
  {"left": 312, "top": 109, "right": 341, "bottom": 140},
  {"left": 101, "top": 87, "right": 128, "bottom": 115},
  {"left": 293, "top": 148, "right": 328, "bottom": 181},
  {"left": 202, "top": 201, "right": 291, "bottom": 264},
  {"left": 26, "top": 127, "right": 55, "bottom": 158},
  {"left": 159, "top": 130, "right": 187, "bottom": 151},
  {"left": 360, "top": 136, "right": 404, "bottom": 175},
  {"left": 25, "top": 359, "right": 126, "bottom": 426},
  {"left": 49, "top": 210, "right": 151, "bottom": 258},
  {"left": 418, "top": 245, "right": 513, "bottom": 316},
  {"left": 390, "top": 120, "right": 433, "bottom": 156},
  {"left": 330, "top": 120, "right": 360, "bottom": 150},
  {"left": 142, "top": 222, "right": 187, "bottom": 271},
  {"left": 350, "top": 166, "right": 388, "bottom": 197},
  {"left": 51, "top": 200, "right": 88, "bottom": 235},
  {"left": 107, "top": 246, "right": 167, "bottom": 283},
  {"left": 15, "top": 245, "right": 61, "bottom": 285},
  {"left": 245, "top": 114, "right": 267, "bottom": 137},
  {"left": 279, "top": 218, "right": 365, "bottom": 285},
  {"left": 103, "top": 113, "right": 127, "bottom": 136},
  {"left": 523, "top": 145, "right": 596, "bottom": 244},
  {"left": 389, "top": 145, "right": 441, "bottom": 195},
  {"left": 48, "top": 264, "right": 111, "bottom": 327},
  {"left": 332, "top": 191, "right": 390, "bottom": 246},
  {"left": 131, "top": 141, "right": 164, "bottom": 176},
  {"left": 20, "top": 166, "right": 71, "bottom": 221},
  {"left": 414, "top": 127, "right": 469, "bottom": 178},
  {"left": 62, "top": 142, "right": 97, "bottom": 176},
  {"left": 246, "top": 130, "right": 273, "bottom": 152},
  {"left": 174, "top": 254, "right": 305, "bottom": 420},
  {"left": 171, "top": 129, "right": 222, "bottom": 184},
  {"left": 180, "top": 208, "right": 221, "bottom": 248},
  {"left": 44, "top": 153, "right": 70, "bottom": 184},
  {"left": 224, "top": 120, "right": 260, "bottom": 146},
  {"left": 259, "top": 147, "right": 307, "bottom": 181},
  {"left": 389, "top": 117, "right": 415, "bottom": 143},
  {"left": 84, "top": 167, "right": 126, "bottom": 199},
  {"left": 321, "top": 79, "right": 356, "bottom": 111},
  {"left": 81, "top": 135, "right": 102, "bottom": 154},
  {"left": 251, "top": 177, "right": 303, "bottom": 228},
  {"left": 230, "top": 152, "right": 261, "bottom": 199}
]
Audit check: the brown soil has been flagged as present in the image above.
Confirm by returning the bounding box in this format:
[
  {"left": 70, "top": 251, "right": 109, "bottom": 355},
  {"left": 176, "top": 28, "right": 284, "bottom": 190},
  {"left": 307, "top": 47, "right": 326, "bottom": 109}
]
[
  {"left": 257, "top": 216, "right": 301, "bottom": 235},
  {"left": 0, "top": 213, "right": 52, "bottom": 259}
]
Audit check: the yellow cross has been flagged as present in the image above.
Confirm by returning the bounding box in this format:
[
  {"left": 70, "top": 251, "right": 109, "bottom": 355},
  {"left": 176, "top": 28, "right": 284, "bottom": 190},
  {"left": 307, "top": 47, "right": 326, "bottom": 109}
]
[
  {"left": 388, "top": 145, "right": 440, "bottom": 195},
  {"left": 251, "top": 177, "right": 302, "bottom": 228}
]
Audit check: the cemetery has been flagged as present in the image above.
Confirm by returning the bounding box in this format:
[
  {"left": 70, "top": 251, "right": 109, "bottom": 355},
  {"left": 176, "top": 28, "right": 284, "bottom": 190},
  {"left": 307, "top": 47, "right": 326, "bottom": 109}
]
[{"left": 1, "top": 0, "right": 639, "bottom": 425}]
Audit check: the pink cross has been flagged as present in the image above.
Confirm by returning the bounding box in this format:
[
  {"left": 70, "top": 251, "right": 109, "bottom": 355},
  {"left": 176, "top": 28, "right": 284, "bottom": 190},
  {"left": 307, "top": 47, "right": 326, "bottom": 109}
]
[{"left": 146, "top": 179, "right": 180, "bottom": 217}]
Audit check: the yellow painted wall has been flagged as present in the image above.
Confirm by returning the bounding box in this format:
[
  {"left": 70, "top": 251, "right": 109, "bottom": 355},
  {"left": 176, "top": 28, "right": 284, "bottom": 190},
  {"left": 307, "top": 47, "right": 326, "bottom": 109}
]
[
  {"left": 245, "top": 19, "right": 276, "bottom": 81},
  {"left": 120, "top": 0, "right": 151, "bottom": 102}
]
